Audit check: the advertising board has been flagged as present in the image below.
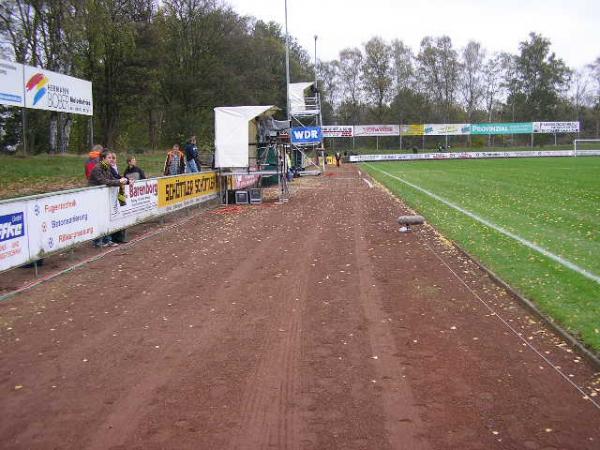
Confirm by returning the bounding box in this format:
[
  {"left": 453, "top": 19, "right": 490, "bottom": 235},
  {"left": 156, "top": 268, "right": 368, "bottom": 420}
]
[
  {"left": 354, "top": 125, "right": 400, "bottom": 137},
  {"left": 322, "top": 126, "right": 354, "bottom": 138},
  {"left": 0, "top": 205, "right": 29, "bottom": 272},
  {"left": 424, "top": 123, "right": 470, "bottom": 135},
  {"left": 109, "top": 180, "right": 159, "bottom": 228},
  {"left": 23, "top": 65, "right": 93, "bottom": 115},
  {"left": 0, "top": 59, "right": 24, "bottom": 107},
  {"left": 533, "top": 122, "right": 580, "bottom": 133},
  {"left": 290, "top": 126, "right": 323, "bottom": 144},
  {"left": 400, "top": 124, "right": 425, "bottom": 136},
  {"left": 157, "top": 172, "right": 218, "bottom": 212},
  {"left": 27, "top": 189, "right": 108, "bottom": 256},
  {"left": 470, "top": 122, "right": 533, "bottom": 135}
]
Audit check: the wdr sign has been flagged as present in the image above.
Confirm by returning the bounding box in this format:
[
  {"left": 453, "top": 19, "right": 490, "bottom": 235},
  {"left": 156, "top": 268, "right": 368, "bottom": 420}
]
[{"left": 290, "top": 126, "right": 322, "bottom": 144}]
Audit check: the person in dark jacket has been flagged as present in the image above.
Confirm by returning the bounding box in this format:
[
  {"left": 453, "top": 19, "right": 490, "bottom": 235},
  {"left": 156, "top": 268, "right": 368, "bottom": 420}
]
[
  {"left": 89, "top": 150, "right": 129, "bottom": 247},
  {"left": 184, "top": 135, "right": 200, "bottom": 173},
  {"left": 123, "top": 156, "right": 146, "bottom": 182}
]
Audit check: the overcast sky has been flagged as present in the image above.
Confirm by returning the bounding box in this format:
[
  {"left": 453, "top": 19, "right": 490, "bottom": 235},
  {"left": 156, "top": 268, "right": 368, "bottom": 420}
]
[{"left": 223, "top": 0, "right": 599, "bottom": 69}]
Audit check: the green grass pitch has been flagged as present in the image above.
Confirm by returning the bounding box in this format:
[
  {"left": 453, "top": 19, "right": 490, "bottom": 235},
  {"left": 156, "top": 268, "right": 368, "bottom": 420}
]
[{"left": 363, "top": 157, "right": 600, "bottom": 352}]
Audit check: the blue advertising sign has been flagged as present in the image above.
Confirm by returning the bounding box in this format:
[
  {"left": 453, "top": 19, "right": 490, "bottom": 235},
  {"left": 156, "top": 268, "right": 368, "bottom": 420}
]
[
  {"left": 0, "top": 212, "right": 25, "bottom": 243},
  {"left": 290, "top": 126, "right": 322, "bottom": 144}
]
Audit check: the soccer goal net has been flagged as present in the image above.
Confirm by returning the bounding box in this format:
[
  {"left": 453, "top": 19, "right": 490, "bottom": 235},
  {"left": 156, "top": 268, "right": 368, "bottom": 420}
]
[{"left": 573, "top": 139, "right": 600, "bottom": 156}]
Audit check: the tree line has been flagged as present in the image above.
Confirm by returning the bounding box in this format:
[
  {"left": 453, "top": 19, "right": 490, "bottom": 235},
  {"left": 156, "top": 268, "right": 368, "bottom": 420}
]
[
  {"left": 1, "top": 0, "right": 599, "bottom": 154},
  {"left": 318, "top": 34, "right": 600, "bottom": 146},
  {"left": 0, "top": 0, "right": 312, "bottom": 154}
]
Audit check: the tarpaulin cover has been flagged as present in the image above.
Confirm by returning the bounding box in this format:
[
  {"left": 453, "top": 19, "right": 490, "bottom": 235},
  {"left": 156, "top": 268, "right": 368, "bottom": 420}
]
[
  {"left": 290, "top": 82, "right": 315, "bottom": 115},
  {"left": 214, "top": 105, "right": 278, "bottom": 168}
]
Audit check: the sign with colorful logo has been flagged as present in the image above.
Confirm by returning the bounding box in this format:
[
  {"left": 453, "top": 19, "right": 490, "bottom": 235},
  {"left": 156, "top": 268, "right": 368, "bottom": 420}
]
[
  {"left": 290, "top": 126, "right": 323, "bottom": 144},
  {"left": 322, "top": 125, "right": 354, "bottom": 138},
  {"left": 471, "top": 122, "right": 533, "bottom": 135},
  {"left": 0, "top": 59, "right": 25, "bottom": 107},
  {"left": 158, "top": 172, "right": 218, "bottom": 211},
  {"left": 23, "top": 65, "right": 93, "bottom": 115}
]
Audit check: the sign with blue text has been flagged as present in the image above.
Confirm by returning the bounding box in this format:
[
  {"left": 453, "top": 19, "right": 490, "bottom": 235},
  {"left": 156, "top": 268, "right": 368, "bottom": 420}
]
[{"left": 290, "top": 126, "right": 322, "bottom": 144}]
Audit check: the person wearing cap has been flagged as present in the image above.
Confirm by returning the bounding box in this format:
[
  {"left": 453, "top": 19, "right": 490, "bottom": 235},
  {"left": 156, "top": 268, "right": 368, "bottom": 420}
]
[{"left": 85, "top": 144, "right": 103, "bottom": 179}]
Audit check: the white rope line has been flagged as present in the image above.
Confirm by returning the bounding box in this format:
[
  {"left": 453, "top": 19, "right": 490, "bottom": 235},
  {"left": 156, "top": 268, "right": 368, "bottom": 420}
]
[
  {"left": 365, "top": 164, "right": 600, "bottom": 284},
  {"left": 362, "top": 178, "right": 374, "bottom": 188},
  {"left": 420, "top": 236, "right": 600, "bottom": 410}
]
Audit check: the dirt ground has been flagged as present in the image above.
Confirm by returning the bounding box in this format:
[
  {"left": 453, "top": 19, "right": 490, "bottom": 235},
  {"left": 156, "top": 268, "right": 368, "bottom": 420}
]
[{"left": 1, "top": 164, "right": 599, "bottom": 449}]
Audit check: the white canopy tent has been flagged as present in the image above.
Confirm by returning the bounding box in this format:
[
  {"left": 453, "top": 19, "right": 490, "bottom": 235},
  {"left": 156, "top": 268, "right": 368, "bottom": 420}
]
[
  {"left": 289, "top": 82, "right": 318, "bottom": 116},
  {"left": 214, "top": 105, "right": 279, "bottom": 168}
]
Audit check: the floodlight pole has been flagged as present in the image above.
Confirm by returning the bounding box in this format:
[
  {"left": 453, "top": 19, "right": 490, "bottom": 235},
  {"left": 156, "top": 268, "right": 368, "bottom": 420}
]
[
  {"left": 314, "top": 35, "right": 318, "bottom": 90},
  {"left": 284, "top": 0, "right": 291, "bottom": 121},
  {"left": 282, "top": 0, "right": 291, "bottom": 203}
]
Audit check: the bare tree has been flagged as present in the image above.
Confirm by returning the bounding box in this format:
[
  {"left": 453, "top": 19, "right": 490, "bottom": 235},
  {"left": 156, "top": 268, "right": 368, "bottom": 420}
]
[
  {"left": 460, "top": 40, "right": 485, "bottom": 122},
  {"left": 361, "top": 36, "right": 393, "bottom": 120},
  {"left": 391, "top": 39, "right": 414, "bottom": 93},
  {"left": 317, "top": 60, "right": 340, "bottom": 111},
  {"left": 338, "top": 47, "right": 363, "bottom": 123},
  {"left": 417, "top": 36, "right": 459, "bottom": 122}
]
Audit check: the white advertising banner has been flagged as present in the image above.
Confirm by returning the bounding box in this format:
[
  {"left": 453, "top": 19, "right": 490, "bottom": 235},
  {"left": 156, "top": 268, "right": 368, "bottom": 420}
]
[
  {"left": 533, "top": 122, "right": 580, "bottom": 133},
  {"left": 27, "top": 188, "right": 108, "bottom": 256},
  {"left": 0, "top": 203, "right": 30, "bottom": 272},
  {"left": 354, "top": 125, "right": 400, "bottom": 137},
  {"left": 109, "top": 180, "right": 159, "bottom": 228},
  {"left": 322, "top": 125, "right": 354, "bottom": 138},
  {"left": 424, "top": 123, "right": 470, "bottom": 135},
  {"left": 24, "top": 65, "right": 93, "bottom": 116},
  {"left": 0, "top": 59, "right": 24, "bottom": 107},
  {"left": 350, "top": 150, "right": 576, "bottom": 162}
]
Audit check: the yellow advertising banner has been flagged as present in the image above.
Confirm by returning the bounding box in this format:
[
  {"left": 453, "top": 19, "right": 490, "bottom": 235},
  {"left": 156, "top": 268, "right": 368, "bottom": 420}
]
[
  {"left": 157, "top": 172, "right": 217, "bottom": 208},
  {"left": 400, "top": 124, "right": 425, "bottom": 136}
]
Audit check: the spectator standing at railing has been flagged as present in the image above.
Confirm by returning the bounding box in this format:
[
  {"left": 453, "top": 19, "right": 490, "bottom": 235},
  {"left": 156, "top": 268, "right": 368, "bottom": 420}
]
[
  {"left": 88, "top": 149, "right": 130, "bottom": 247},
  {"left": 163, "top": 144, "right": 186, "bottom": 176},
  {"left": 84, "top": 144, "right": 104, "bottom": 179},
  {"left": 107, "top": 152, "right": 130, "bottom": 244},
  {"left": 123, "top": 156, "right": 146, "bottom": 182},
  {"left": 184, "top": 135, "right": 200, "bottom": 173}
]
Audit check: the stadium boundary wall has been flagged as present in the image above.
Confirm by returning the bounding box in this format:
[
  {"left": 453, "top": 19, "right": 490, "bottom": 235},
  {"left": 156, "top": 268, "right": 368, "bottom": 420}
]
[
  {"left": 0, "top": 171, "right": 218, "bottom": 273},
  {"left": 348, "top": 150, "right": 600, "bottom": 163}
]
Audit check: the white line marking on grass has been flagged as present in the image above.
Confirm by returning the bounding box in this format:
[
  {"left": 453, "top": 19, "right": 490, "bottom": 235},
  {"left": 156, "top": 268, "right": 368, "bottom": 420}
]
[
  {"left": 363, "top": 178, "right": 373, "bottom": 188},
  {"left": 366, "top": 164, "right": 600, "bottom": 284}
]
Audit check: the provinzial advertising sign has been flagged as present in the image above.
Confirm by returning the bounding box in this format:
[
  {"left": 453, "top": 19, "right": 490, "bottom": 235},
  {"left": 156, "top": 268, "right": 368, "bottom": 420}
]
[
  {"left": 158, "top": 172, "right": 218, "bottom": 211},
  {"left": 322, "top": 126, "right": 354, "bottom": 138},
  {"left": 424, "top": 123, "right": 471, "bottom": 135},
  {"left": 354, "top": 125, "right": 400, "bottom": 137},
  {"left": 533, "top": 122, "right": 580, "bottom": 133},
  {"left": 0, "top": 59, "right": 24, "bottom": 107},
  {"left": 27, "top": 189, "right": 108, "bottom": 256},
  {"left": 0, "top": 205, "right": 29, "bottom": 272},
  {"left": 471, "top": 122, "right": 533, "bottom": 135},
  {"left": 23, "top": 65, "right": 93, "bottom": 116},
  {"left": 290, "top": 126, "right": 323, "bottom": 144}
]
